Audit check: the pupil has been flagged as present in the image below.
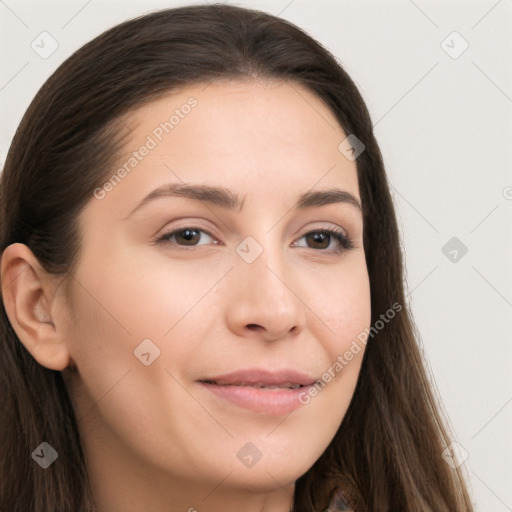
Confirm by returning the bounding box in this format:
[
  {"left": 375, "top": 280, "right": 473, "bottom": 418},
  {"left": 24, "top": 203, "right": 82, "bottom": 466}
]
[
  {"left": 178, "top": 229, "right": 199, "bottom": 245},
  {"left": 308, "top": 232, "right": 328, "bottom": 248}
]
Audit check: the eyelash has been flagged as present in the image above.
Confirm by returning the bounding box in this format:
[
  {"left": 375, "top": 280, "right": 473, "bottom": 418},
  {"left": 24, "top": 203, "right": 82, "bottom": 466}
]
[{"left": 155, "top": 225, "right": 354, "bottom": 253}]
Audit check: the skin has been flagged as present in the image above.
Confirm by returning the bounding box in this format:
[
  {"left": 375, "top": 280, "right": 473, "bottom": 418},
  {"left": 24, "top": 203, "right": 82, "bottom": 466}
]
[{"left": 1, "top": 79, "right": 371, "bottom": 512}]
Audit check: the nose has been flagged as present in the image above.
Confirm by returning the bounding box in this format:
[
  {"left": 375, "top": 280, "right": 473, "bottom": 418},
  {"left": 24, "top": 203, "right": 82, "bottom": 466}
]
[{"left": 224, "top": 244, "right": 307, "bottom": 342}]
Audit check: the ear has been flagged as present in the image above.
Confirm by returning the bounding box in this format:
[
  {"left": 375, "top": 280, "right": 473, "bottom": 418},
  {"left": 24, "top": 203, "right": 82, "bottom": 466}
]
[{"left": 1, "top": 243, "right": 71, "bottom": 371}]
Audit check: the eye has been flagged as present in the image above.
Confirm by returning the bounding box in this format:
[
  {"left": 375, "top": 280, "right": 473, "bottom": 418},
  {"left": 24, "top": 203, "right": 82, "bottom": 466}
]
[
  {"left": 156, "top": 225, "right": 353, "bottom": 253},
  {"left": 156, "top": 226, "right": 218, "bottom": 248},
  {"left": 292, "top": 226, "right": 354, "bottom": 253}
]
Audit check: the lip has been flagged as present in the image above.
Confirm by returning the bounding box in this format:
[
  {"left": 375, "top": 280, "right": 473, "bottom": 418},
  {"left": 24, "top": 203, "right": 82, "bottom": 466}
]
[{"left": 197, "top": 368, "right": 319, "bottom": 415}]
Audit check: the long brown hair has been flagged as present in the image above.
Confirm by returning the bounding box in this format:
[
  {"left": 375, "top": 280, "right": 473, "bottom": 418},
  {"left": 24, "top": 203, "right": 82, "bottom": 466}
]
[{"left": 0, "top": 4, "right": 474, "bottom": 511}]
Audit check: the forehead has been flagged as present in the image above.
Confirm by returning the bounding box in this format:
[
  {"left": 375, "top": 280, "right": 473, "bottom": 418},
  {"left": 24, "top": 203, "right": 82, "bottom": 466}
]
[
  {"left": 88, "top": 79, "right": 361, "bottom": 219},
  {"left": 126, "top": 79, "right": 348, "bottom": 159}
]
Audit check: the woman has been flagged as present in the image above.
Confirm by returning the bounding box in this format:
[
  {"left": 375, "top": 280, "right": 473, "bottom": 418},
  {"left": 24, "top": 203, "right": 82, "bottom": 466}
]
[{"left": 0, "top": 4, "right": 474, "bottom": 511}]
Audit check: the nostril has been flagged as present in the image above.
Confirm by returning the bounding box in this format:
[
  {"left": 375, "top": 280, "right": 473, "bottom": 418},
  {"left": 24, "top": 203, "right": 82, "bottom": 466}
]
[{"left": 247, "top": 324, "right": 262, "bottom": 331}]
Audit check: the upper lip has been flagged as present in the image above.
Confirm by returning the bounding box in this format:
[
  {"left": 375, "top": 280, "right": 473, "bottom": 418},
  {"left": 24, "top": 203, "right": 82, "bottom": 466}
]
[{"left": 198, "top": 368, "right": 319, "bottom": 387}]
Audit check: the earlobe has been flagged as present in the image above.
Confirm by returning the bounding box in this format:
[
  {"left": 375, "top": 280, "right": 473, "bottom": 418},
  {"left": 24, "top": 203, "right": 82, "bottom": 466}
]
[{"left": 1, "top": 243, "right": 71, "bottom": 371}]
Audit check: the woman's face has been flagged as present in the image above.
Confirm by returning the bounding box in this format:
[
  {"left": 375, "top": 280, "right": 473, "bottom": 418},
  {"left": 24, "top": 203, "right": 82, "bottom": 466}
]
[{"left": 60, "top": 80, "right": 371, "bottom": 509}]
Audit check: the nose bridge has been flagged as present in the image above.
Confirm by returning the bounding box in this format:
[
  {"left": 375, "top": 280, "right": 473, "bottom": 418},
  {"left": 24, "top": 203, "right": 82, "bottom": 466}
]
[
  {"left": 238, "top": 233, "right": 290, "bottom": 298},
  {"left": 226, "top": 233, "right": 306, "bottom": 339},
  {"left": 250, "top": 255, "right": 290, "bottom": 309}
]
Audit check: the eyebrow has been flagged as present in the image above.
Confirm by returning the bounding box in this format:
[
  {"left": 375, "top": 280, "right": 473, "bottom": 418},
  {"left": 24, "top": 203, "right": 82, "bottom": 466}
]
[{"left": 125, "top": 183, "right": 363, "bottom": 218}]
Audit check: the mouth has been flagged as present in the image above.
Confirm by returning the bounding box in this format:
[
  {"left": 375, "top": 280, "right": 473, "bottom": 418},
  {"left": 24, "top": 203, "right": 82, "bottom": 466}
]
[
  {"left": 197, "top": 368, "right": 319, "bottom": 415},
  {"left": 198, "top": 380, "right": 309, "bottom": 390}
]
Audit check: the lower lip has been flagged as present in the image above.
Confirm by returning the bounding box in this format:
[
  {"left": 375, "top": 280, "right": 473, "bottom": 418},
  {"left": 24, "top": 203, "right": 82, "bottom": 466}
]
[{"left": 198, "top": 382, "right": 312, "bottom": 415}]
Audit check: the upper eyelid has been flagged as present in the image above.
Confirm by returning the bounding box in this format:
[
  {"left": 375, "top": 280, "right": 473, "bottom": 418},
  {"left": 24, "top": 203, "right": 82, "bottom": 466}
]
[{"left": 159, "top": 223, "right": 348, "bottom": 243}]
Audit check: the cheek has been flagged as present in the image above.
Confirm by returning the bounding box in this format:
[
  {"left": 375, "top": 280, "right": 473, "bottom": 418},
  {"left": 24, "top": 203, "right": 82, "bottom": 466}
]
[
  {"left": 101, "top": 252, "right": 231, "bottom": 337},
  {"left": 63, "top": 279, "right": 136, "bottom": 414},
  {"left": 63, "top": 253, "right": 219, "bottom": 406},
  {"left": 307, "top": 257, "right": 372, "bottom": 351},
  {"left": 304, "top": 258, "right": 371, "bottom": 398}
]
